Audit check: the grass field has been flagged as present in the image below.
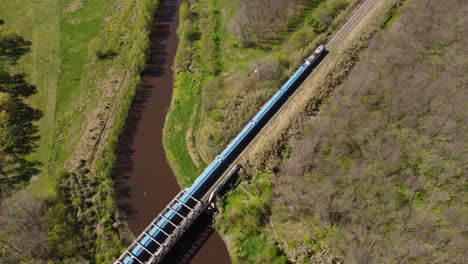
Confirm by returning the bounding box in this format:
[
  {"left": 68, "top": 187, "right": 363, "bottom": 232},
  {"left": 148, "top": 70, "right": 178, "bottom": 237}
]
[
  {"left": 163, "top": 71, "right": 205, "bottom": 185},
  {"left": 0, "top": 0, "right": 109, "bottom": 197},
  {"left": 0, "top": 0, "right": 61, "bottom": 196}
]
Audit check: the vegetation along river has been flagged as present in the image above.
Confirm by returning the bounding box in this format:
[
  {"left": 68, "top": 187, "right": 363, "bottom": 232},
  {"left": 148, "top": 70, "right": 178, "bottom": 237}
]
[{"left": 113, "top": 0, "right": 231, "bottom": 263}]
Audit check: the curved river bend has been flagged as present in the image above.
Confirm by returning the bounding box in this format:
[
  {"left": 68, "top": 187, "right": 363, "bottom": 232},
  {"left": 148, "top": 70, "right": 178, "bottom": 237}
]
[{"left": 113, "top": 0, "right": 231, "bottom": 263}]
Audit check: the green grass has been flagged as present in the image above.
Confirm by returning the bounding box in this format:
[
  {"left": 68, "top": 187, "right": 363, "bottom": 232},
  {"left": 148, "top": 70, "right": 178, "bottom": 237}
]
[
  {"left": 218, "top": 171, "right": 288, "bottom": 263},
  {"left": 55, "top": 2, "right": 108, "bottom": 116},
  {"left": 163, "top": 0, "right": 281, "bottom": 186},
  {"left": 0, "top": 1, "right": 109, "bottom": 197},
  {"left": 47, "top": 1, "right": 109, "bottom": 176},
  {"left": 0, "top": 0, "right": 60, "bottom": 197},
  {"left": 0, "top": 0, "right": 113, "bottom": 198},
  {"left": 1, "top": 0, "right": 160, "bottom": 261},
  {"left": 384, "top": 0, "right": 406, "bottom": 28},
  {"left": 163, "top": 72, "right": 205, "bottom": 186}
]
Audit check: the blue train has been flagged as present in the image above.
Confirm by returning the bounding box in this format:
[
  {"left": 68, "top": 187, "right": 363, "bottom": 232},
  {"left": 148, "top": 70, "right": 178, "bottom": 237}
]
[{"left": 117, "top": 45, "right": 327, "bottom": 264}]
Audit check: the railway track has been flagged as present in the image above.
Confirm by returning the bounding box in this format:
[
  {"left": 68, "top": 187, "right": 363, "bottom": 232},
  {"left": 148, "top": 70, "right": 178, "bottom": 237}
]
[{"left": 327, "top": 0, "right": 378, "bottom": 50}]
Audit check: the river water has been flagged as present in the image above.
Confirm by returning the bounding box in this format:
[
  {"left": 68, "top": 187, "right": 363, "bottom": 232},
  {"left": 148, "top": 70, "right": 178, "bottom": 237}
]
[{"left": 113, "top": 0, "right": 231, "bottom": 263}]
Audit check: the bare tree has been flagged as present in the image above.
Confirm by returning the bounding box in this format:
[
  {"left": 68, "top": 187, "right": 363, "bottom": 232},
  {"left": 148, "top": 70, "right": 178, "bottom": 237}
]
[
  {"left": 229, "top": 0, "right": 304, "bottom": 47},
  {"left": 0, "top": 191, "right": 48, "bottom": 263}
]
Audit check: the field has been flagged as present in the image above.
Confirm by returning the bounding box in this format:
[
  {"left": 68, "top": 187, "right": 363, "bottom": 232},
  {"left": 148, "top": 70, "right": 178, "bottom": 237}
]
[
  {"left": 0, "top": 0, "right": 109, "bottom": 197},
  {"left": 0, "top": 1, "right": 61, "bottom": 196}
]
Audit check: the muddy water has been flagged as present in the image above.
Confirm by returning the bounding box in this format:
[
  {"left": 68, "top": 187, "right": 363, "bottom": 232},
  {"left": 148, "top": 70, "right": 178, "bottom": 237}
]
[{"left": 113, "top": 0, "right": 230, "bottom": 263}]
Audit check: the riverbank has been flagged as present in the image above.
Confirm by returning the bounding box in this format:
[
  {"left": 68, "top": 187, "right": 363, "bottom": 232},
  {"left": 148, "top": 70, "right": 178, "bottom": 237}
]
[
  {"left": 113, "top": 0, "right": 181, "bottom": 235},
  {"left": 47, "top": 0, "right": 165, "bottom": 262}
]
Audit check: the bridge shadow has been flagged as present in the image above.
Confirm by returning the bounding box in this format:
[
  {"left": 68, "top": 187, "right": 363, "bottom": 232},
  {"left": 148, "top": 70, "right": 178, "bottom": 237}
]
[
  {"left": 161, "top": 173, "right": 241, "bottom": 264},
  {"left": 161, "top": 210, "right": 217, "bottom": 264}
]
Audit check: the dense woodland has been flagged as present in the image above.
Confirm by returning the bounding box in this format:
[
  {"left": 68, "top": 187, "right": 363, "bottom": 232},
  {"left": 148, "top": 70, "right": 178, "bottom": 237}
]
[{"left": 273, "top": 0, "right": 467, "bottom": 262}]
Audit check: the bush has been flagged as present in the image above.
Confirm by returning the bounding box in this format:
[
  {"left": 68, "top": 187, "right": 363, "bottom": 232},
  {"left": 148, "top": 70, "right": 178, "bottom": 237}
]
[{"left": 95, "top": 47, "right": 118, "bottom": 60}]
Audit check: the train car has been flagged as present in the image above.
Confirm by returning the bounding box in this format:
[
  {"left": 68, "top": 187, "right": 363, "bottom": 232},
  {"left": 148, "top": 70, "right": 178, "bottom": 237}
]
[
  {"left": 219, "top": 118, "right": 258, "bottom": 163},
  {"left": 279, "top": 65, "right": 308, "bottom": 93},
  {"left": 187, "top": 156, "right": 225, "bottom": 198}
]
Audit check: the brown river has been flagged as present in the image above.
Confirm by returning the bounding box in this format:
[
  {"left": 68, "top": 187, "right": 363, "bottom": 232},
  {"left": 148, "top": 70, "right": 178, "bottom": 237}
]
[{"left": 113, "top": 0, "right": 231, "bottom": 263}]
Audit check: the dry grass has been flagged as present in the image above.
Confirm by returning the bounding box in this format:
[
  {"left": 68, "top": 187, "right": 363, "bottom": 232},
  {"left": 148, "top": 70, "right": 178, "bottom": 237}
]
[
  {"left": 186, "top": 127, "right": 202, "bottom": 167},
  {"left": 66, "top": 0, "right": 83, "bottom": 13},
  {"left": 66, "top": 70, "right": 128, "bottom": 170}
]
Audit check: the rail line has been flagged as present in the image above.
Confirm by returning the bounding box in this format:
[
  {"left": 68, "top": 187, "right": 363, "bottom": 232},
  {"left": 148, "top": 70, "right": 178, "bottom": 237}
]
[{"left": 327, "top": 0, "right": 377, "bottom": 50}]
